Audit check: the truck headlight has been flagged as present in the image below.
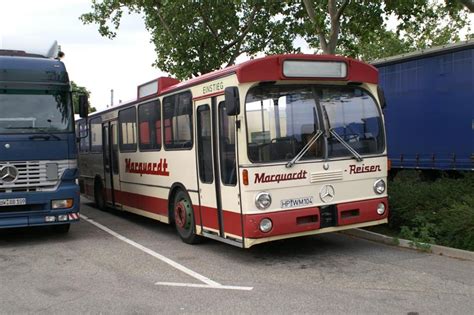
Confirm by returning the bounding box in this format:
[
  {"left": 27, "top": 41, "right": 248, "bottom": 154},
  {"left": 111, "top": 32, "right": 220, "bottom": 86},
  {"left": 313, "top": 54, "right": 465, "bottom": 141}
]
[
  {"left": 255, "top": 192, "right": 272, "bottom": 210},
  {"left": 373, "top": 179, "right": 386, "bottom": 194},
  {"left": 52, "top": 199, "right": 74, "bottom": 209}
]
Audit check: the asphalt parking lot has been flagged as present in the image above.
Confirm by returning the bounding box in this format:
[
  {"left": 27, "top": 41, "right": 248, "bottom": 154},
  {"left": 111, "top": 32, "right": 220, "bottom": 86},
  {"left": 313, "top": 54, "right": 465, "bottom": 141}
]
[{"left": 1, "top": 199, "right": 473, "bottom": 314}]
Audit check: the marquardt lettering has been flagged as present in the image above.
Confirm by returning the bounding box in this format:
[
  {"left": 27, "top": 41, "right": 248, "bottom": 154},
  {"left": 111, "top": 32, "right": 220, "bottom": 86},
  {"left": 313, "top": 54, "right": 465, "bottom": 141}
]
[
  {"left": 348, "top": 164, "right": 381, "bottom": 174},
  {"left": 125, "top": 158, "right": 170, "bottom": 176},
  {"left": 254, "top": 170, "right": 308, "bottom": 184}
]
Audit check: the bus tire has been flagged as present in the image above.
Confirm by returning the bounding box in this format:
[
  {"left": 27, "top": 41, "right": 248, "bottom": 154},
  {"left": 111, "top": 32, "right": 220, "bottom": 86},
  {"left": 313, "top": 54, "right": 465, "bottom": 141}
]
[
  {"left": 94, "top": 179, "right": 106, "bottom": 210},
  {"left": 173, "top": 190, "right": 201, "bottom": 244},
  {"left": 52, "top": 223, "right": 70, "bottom": 234}
]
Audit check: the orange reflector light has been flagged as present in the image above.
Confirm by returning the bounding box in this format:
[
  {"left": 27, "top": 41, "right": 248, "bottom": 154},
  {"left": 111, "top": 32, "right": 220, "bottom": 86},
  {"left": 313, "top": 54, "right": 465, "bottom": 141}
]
[
  {"left": 243, "top": 169, "right": 249, "bottom": 186},
  {"left": 387, "top": 159, "right": 392, "bottom": 171}
]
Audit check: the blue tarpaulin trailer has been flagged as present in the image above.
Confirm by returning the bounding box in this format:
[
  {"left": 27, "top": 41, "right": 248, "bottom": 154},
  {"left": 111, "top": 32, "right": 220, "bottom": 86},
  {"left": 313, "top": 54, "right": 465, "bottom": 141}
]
[{"left": 372, "top": 40, "right": 474, "bottom": 171}]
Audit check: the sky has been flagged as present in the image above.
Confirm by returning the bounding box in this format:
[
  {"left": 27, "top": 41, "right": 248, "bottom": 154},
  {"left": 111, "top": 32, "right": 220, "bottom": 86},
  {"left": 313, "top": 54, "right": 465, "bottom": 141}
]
[
  {"left": 0, "top": 0, "right": 164, "bottom": 112},
  {"left": 1, "top": 0, "right": 472, "bottom": 112}
]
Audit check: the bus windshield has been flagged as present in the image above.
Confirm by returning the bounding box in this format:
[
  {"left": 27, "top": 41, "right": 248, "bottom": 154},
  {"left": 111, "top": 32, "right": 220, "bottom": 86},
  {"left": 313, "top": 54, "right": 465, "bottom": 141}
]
[
  {"left": 0, "top": 91, "right": 73, "bottom": 134},
  {"left": 245, "top": 85, "right": 384, "bottom": 163}
]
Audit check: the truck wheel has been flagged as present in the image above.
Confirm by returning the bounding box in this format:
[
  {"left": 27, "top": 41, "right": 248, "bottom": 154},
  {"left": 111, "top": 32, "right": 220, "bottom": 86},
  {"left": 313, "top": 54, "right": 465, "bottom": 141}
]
[
  {"left": 173, "top": 190, "right": 201, "bottom": 244},
  {"left": 94, "top": 180, "right": 106, "bottom": 210},
  {"left": 52, "top": 224, "right": 70, "bottom": 234}
]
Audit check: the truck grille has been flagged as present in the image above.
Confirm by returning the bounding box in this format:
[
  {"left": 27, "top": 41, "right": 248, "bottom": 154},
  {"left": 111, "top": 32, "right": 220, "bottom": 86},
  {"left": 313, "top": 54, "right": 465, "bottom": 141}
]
[{"left": 0, "top": 160, "right": 73, "bottom": 193}]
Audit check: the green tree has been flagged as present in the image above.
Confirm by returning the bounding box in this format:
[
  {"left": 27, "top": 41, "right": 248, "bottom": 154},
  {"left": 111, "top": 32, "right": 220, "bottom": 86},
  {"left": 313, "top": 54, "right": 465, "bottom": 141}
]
[
  {"left": 81, "top": 0, "right": 296, "bottom": 80},
  {"left": 81, "top": 0, "right": 472, "bottom": 76},
  {"left": 71, "top": 81, "right": 96, "bottom": 114},
  {"left": 297, "top": 0, "right": 472, "bottom": 60}
]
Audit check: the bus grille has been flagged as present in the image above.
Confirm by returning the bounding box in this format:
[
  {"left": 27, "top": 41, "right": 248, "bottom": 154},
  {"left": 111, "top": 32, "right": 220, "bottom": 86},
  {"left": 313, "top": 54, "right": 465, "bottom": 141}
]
[
  {"left": 0, "top": 160, "right": 72, "bottom": 193},
  {"left": 310, "top": 170, "right": 343, "bottom": 183}
]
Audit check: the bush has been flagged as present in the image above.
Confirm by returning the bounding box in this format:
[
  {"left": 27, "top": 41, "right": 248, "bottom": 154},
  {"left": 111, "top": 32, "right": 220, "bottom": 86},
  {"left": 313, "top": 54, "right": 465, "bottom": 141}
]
[{"left": 388, "top": 171, "right": 474, "bottom": 251}]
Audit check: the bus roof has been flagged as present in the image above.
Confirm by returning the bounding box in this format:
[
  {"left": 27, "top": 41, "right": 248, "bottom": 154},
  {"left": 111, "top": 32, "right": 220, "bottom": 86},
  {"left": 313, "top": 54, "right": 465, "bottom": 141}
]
[
  {"left": 162, "top": 54, "right": 378, "bottom": 95},
  {"left": 79, "top": 54, "right": 378, "bottom": 120}
]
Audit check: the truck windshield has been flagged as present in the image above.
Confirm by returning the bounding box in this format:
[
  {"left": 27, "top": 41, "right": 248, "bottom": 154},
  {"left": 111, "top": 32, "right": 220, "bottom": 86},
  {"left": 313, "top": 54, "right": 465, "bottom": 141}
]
[
  {"left": 0, "top": 91, "right": 73, "bottom": 134},
  {"left": 245, "top": 85, "right": 384, "bottom": 163}
]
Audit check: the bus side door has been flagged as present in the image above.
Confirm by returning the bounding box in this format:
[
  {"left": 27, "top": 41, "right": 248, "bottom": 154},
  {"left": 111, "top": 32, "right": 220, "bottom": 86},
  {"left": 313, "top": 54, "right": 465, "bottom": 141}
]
[
  {"left": 195, "top": 96, "right": 243, "bottom": 243},
  {"left": 103, "top": 120, "right": 121, "bottom": 208}
]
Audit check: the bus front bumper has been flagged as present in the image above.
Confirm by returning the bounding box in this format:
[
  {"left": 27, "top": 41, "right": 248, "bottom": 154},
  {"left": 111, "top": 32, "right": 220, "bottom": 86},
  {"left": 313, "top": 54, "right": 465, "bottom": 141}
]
[{"left": 243, "top": 197, "right": 388, "bottom": 248}]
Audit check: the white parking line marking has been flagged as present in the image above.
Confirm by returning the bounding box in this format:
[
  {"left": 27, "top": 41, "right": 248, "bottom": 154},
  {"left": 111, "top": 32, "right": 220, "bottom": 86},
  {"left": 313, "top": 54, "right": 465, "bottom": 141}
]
[
  {"left": 155, "top": 282, "right": 253, "bottom": 291},
  {"left": 80, "top": 214, "right": 253, "bottom": 291}
]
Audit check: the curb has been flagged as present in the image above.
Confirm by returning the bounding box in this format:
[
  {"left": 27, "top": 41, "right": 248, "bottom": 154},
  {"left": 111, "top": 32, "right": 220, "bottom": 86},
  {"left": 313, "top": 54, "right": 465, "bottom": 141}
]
[{"left": 341, "top": 228, "right": 474, "bottom": 262}]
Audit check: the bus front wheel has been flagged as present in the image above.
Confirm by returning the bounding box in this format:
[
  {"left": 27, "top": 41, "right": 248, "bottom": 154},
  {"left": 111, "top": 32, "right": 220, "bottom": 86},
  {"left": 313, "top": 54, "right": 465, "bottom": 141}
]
[{"left": 173, "top": 190, "right": 201, "bottom": 244}]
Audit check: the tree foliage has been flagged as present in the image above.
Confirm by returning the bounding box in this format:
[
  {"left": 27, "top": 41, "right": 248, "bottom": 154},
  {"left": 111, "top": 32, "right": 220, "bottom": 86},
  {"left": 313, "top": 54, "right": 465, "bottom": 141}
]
[
  {"left": 81, "top": 0, "right": 473, "bottom": 77},
  {"left": 296, "top": 0, "right": 472, "bottom": 60},
  {"left": 81, "top": 0, "right": 297, "bottom": 79},
  {"left": 71, "top": 81, "right": 96, "bottom": 114}
]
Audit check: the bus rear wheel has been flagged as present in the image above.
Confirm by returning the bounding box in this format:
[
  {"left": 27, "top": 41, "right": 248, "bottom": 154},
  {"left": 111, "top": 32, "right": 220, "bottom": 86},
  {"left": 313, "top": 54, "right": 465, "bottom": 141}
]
[
  {"left": 94, "top": 179, "right": 106, "bottom": 210},
  {"left": 173, "top": 190, "right": 201, "bottom": 244}
]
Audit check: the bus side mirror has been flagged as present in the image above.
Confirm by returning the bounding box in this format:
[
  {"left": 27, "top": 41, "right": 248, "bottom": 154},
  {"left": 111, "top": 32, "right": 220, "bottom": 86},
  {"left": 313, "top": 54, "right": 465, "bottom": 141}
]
[
  {"left": 225, "top": 87, "right": 240, "bottom": 115},
  {"left": 377, "top": 86, "right": 387, "bottom": 109},
  {"left": 78, "top": 95, "right": 89, "bottom": 118}
]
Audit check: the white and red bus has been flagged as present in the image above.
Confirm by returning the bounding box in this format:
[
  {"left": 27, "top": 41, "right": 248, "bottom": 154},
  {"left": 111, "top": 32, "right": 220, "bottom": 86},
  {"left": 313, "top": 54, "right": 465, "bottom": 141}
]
[{"left": 77, "top": 54, "right": 388, "bottom": 248}]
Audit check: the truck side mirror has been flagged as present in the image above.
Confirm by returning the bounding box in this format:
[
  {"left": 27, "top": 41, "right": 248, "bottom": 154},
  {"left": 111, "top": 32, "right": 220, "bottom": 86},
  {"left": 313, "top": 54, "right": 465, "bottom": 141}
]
[
  {"left": 78, "top": 95, "right": 89, "bottom": 118},
  {"left": 377, "top": 86, "right": 387, "bottom": 109},
  {"left": 225, "top": 87, "right": 240, "bottom": 116}
]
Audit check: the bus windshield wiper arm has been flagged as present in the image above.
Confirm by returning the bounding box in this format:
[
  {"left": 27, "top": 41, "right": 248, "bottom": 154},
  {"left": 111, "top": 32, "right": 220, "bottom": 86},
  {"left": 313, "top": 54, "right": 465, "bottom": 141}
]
[
  {"left": 329, "top": 128, "right": 363, "bottom": 162},
  {"left": 286, "top": 130, "right": 323, "bottom": 168}
]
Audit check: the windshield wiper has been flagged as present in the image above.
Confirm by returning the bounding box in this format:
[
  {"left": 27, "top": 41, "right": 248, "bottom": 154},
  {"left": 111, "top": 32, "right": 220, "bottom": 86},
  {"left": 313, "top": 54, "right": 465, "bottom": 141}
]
[
  {"left": 286, "top": 130, "right": 323, "bottom": 168},
  {"left": 329, "top": 128, "right": 363, "bottom": 162}
]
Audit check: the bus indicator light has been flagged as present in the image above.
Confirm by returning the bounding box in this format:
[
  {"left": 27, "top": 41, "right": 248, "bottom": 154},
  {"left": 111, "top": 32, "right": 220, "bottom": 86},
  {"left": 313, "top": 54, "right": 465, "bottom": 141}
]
[{"left": 243, "top": 169, "right": 249, "bottom": 186}]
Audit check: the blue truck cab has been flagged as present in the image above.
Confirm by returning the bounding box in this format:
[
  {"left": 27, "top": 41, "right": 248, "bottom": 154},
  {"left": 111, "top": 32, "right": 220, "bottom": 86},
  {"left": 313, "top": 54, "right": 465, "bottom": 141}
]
[{"left": 0, "top": 48, "right": 83, "bottom": 232}]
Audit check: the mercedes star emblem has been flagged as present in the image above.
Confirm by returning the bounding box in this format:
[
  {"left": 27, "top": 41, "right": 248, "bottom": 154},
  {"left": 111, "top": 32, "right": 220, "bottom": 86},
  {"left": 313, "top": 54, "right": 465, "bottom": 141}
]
[
  {"left": 319, "top": 184, "right": 335, "bottom": 203},
  {"left": 0, "top": 165, "right": 19, "bottom": 183}
]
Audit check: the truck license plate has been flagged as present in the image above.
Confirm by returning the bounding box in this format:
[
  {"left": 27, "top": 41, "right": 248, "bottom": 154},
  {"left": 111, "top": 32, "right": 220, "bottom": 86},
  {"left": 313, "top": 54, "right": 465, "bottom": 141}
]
[{"left": 0, "top": 198, "right": 27, "bottom": 206}]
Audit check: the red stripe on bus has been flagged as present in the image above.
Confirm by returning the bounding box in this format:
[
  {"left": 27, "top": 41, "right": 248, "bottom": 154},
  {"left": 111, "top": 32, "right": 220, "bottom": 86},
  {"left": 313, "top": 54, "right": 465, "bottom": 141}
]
[{"left": 83, "top": 183, "right": 387, "bottom": 240}]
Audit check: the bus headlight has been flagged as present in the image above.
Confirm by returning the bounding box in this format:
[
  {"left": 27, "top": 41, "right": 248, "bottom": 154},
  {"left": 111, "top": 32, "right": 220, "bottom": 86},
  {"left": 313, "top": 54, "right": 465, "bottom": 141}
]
[
  {"left": 373, "top": 179, "right": 386, "bottom": 194},
  {"left": 259, "top": 218, "right": 273, "bottom": 233},
  {"left": 376, "top": 203, "right": 386, "bottom": 215},
  {"left": 255, "top": 192, "right": 272, "bottom": 210}
]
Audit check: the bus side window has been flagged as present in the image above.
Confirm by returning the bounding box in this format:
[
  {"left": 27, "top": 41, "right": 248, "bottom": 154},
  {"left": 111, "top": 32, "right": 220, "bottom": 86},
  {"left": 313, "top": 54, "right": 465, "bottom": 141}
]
[
  {"left": 90, "top": 117, "right": 102, "bottom": 153},
  {"left": 218, "top": 101, "right": 237, "bottom": 186},
  {"left": 138, "top": 100, "right": 161, "bottom": 151},
  {"left": 197, "top": 105, "right": 213, "bottom": 183},
  {"left": 119, "top": 107, "right": 137, "bottom": 152},
  {"left": 163, "top": 92, "right": 193, "bottom": 150}
]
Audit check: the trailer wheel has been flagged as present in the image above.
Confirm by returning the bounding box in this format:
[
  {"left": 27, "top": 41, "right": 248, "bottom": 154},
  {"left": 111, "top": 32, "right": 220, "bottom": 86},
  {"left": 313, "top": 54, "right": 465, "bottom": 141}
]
[
  {"left": 52, "top": 224, "right": 70, "bottom": 234},
  {"left": 173, "top": 190, "right": 201, "bottom": 244},
  {"left": 94, "top": 179, "right": 106, "bottom": 210}
]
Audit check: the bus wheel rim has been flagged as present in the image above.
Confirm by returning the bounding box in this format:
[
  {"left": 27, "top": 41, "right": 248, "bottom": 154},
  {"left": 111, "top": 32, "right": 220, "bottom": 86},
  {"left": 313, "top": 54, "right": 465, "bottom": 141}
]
[{"left": 175, "top": 200, "right": 191, "bottom": 230}]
